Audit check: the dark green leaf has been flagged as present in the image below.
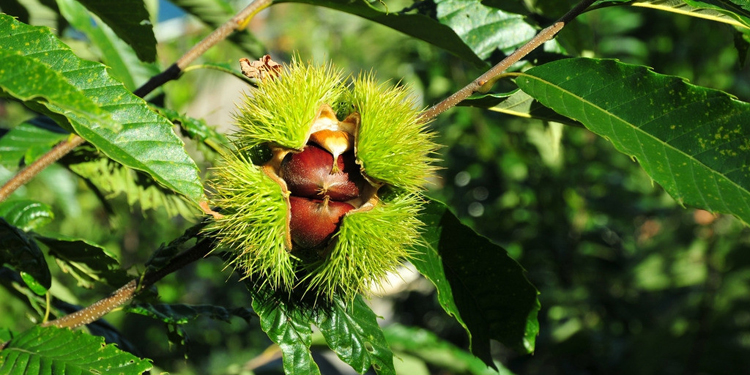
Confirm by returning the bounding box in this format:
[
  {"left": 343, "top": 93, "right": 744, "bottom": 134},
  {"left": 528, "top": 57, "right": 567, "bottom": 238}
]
[
  {"left": 75, "top": 0, "right": 157, "bottom": 62},
  {"left": 516, "top": 58, "right": 750, "bottom": 225},
  {"left": 0, "top": 218, "right": 51, "bottom": 296},
  {"left": 434, "top": 0, "right": 537, "bottom": 60},
  {"left": 34, "top": 235, "right": 131, "bottom": 289},
  {"left": 413, "top": 201, "right": 540, "bottom": 366},
  {"left": 593, "top": 0, "right": 750, "bottom": 28},
  {"left": 56, "top": 0, "right": 160, "bottom": 91},
  {"left": 0, "top": 121, "right": 68, "bottom": 168},
  {"left": 0, "top": 325, "right": 152, "bottom": 374},
  {"left": 168, "top": 0, "right": 266, "bottom": 57},
  {"left": 145, "top": 219, "right": 211, "bottom": 272},
  {"left": 315, "top": 296, "right": 395, "bottom": 374},
  {"left": 125, "top": 303, "right": 254, "bottom": 324},
  {"left": 252, "top": 298, "right": 321, "bottom": 375},
  {"left": 0, "top": 200, "right": 54, "bottom": 232},
  {"left": 0, "top": 15, "right": 204, "bottom": 205},
  {"left": 385, "top": 324, "right": 514, "bottom": 375},
  {"left": 275, "top": 0, "right": 486, "bottom": 66},
  {"left": 0, "top": 328, "right": 12, "bottom": 343}
]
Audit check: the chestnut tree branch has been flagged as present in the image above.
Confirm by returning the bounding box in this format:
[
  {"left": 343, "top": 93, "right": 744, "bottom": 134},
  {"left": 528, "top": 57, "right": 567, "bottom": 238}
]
[
  {"left": 40, "top": 236, "right": 216, "bottom": 329},
  {"left": 420, "top": 0, "right": 596, "bottom": 121},
  {"left": 0, "top": 0, "right": 273, "bottom": 203}
]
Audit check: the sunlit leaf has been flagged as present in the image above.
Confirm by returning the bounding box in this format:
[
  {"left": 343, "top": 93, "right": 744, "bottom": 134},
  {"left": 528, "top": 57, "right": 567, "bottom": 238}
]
[
  {"left": 413, "top": 201, "right": 540, "bottom": 366},
  {"left": 516, "top": 58, "right": 750, "bottom": 225},
  {"left": 0, "top": 325, "right": 152, "bottom": 374},
  {"left": 0, "top": 15, "right": 204, "bottom": 205},
  {"left": 594, "top": 0, "right": 750, "bottom": 28}
]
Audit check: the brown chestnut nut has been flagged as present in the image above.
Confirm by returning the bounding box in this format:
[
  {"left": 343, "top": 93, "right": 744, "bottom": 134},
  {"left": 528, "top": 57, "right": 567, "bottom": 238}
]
[
  {"left": 281, "top": 144, "right": 360, "bottom": 201},
  {"left": 289, "top": 196, "right": 355, "bottom": 248}
]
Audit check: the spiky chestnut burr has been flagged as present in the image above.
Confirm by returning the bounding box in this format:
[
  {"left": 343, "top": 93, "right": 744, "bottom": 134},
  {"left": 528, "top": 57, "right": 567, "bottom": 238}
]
[{"left": 209, "top": 57, "right": 439, "bottom": 301}]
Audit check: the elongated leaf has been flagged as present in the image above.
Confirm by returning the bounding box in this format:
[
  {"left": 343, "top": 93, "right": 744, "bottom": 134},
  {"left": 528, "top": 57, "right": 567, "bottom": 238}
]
[
  {"left": 276, "top": 0, "right": 486, "bottom": 66},
  {"left": 385, "top": 324, "right": 514, "bottom": 375},
  {"left": 434, "top": 0, "right": 537, "bottom": 60},
  {"left": 461, "top": 89, "right": 582, "bottom": 126},
  {"left": 56, "top": 0, "right": 160, "bottom": 91},
  {"left": 75, "top": 0, "right": 157, "bottom": 62},
  {"left": 252, "top": 298, "right": 321, "bottom": 375},
  {"left": 315, "top": 296, "right": 394, "bottom": 375},
  {"left": 516, "top": 58, "right": 750, "bottom": 224},
  {"left": 594, "top": 0, "right": 750, "bottom": 28},
  {"left": 413, "top": 201, "right": 540, "bottom": 367},
  {"left": 34, "top": 235, "right": 131, "bottom": 288},
  {"left": 0, "top": 218, "right": 51, "bottom": 296},
  {"left": 0, "top": 200, "right": 54, "bottom": 232},
  {"left": 0, "top": 121, "right": 68, "bottom": 168},
  {"left": 0, "top": 325, "right": 152, "bottom": 374},
  {"left": 126, "top": 303, "right": 254, "bottom": 324},
  {"left": 168, "top": 0, "right": 266, "bottom": 57},
  {"left": 0, "top": 15, "right": 204, "bottom": 205}
]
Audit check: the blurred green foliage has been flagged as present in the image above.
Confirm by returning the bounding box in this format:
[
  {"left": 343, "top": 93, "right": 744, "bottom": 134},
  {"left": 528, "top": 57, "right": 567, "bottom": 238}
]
[{"left": 2, "top": 0, "right": 750, "bottom": 374}]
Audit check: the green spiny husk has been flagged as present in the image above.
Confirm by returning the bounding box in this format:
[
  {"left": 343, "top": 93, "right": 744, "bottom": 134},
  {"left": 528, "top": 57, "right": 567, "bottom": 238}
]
[
  {"left": 233, "top": 60, "right": 347, "bottom": 151},
  {"left": 213, "top": 60, "right": 439, "bottom": 302},
  {"left": 349, "top": 74, "right": 440, "bottom": 191},
  {"left": 210, "top": 150, "right": 295, "bottom": 290},
  {"left": 305, "top": 190, "right": 424, "bottom": 300}
]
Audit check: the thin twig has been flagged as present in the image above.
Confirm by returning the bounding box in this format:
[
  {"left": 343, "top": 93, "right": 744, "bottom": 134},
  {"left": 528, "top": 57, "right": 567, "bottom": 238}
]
[
  {"left": 0, "top": 0, "right": 273, "bottom": 203},
  {"left": 420, "top": 0, "right": 596, "bottom": 121},
  {"left": 0, "top": 135, "right": 85, "bottom": 202},
  {"left": 41, "top": 237, "right": 215, "bottom": 329}
]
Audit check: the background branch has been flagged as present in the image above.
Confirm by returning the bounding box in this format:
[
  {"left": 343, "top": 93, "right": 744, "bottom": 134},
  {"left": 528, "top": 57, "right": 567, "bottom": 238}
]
[{"left": 420, "top": 0, "right": 596, "bottom": 121}]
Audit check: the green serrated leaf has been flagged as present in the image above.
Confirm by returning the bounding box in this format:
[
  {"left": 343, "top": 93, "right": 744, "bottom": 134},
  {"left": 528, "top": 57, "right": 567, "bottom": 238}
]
[
  {"left": 275, "top": 0, "right": 486, "bottom": 66},
  {"left": 125, "top": 303, "right": 254, "bottom": 324},
  {"left": 56, "top": 0, "right": 160, "bottom": 91},
  {"left": 413, "top": 201, "right": 540, "bottom": 366},
  {"left": 252, "top": 298, "right": 321, "bottom": 375},
  {"left": 593, "top": 0, "right": 750, "bottom": 28},
  {"left": 74, "top": 0, "right": 157, "bottom": 62},
  {"left": 516, "top": 58, "right": 750, "bottom": 225},
  {"left": 434, "top": 0, "right": 537, "bottom": 60},
  {"left": 0, "top": 325, "right": 152, "bottom": 374},
  {"left": 0, "top": 14, "right": 204, "bottom": 205},
  {"left": 0, "top": 218, "right": 51, "bottom": 296},
  {"left": 0, "top": 199, "right": 54, "bottom": 232},
  {"left": 384, "top": 324, "right": 515, "bottom": 375},
  {"left": 315, "top": 296, "right": 395, "bottom": 375},
  {"left": 34, "top": 235, "right": 131, "bottom": 289},
  {"left": 169, "top": 0, "right": 266, "bottom": 57}
]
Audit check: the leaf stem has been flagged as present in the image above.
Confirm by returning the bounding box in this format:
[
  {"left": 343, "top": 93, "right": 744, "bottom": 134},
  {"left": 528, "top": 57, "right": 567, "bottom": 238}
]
[
  {"left": 420, "top": 0, "right": 596, "bottom": 121},
  {"left": 0, "top": 0, "right": 272, "bottom": 203},
  {"left": 40, "top": 236, "right": 216, "bottom": 329}
]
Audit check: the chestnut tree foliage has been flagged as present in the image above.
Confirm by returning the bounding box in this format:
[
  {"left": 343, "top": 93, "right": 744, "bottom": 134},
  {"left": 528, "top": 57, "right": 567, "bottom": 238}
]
[{"left": 1, "top": 0, "right": 750, "bottom": 374}]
